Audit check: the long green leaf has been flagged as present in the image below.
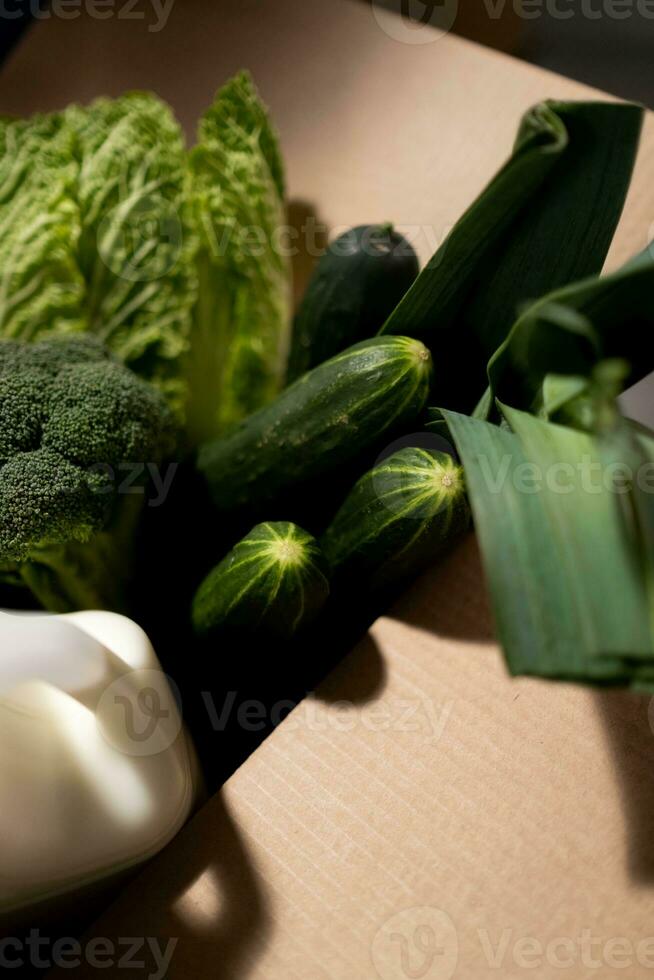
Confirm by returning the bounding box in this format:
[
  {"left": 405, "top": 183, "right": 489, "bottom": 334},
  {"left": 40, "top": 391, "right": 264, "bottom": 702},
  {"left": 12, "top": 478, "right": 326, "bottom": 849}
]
[
  {"left": 488, "top": 243, "right": 654, "bottom": 412},
  {"left": 185, "top": 72, "right": 292, "bottom": 444},
  {"left": 0, "top": 113, "right": 85, "bottom": 340},
  {"left": 633, "top": 430, "right": 654, "bottom": 645},
  {"left": 442, "top": 406, "right": 653, "bottom": 687},
  {"left": 381, "top": 101, "right": 643, "bottom": 411},
  {"left": 67, "top": 93, "right": 196, "bottom": 415}
]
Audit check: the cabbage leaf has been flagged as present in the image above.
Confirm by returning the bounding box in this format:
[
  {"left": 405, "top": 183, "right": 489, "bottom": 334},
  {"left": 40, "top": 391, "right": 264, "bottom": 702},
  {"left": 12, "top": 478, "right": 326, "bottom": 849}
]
[
  {"left": 0, "top": 113, "right": 85, "bottom": 341},
  {"left": 184, "top": 71, "right": 291, "bottom": 443},
  {"left": 0, "top": 74, "right": 291, "bottom": 442},
  {"left": 67, "top": 93, "right": 197, "bottom": 416}
]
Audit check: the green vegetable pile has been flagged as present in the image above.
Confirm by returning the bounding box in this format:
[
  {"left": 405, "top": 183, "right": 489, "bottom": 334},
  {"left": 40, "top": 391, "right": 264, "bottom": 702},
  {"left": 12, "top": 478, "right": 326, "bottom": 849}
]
[
  {"left": 2, "top": 76, "right": 653, "bottom": 713},
  {"left": 0, "top": 71, "right": 290, "bottom": 444}
]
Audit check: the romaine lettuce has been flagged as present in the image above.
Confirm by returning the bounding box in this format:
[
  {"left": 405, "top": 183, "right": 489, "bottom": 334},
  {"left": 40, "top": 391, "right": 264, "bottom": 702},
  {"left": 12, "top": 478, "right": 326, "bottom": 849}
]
[
  {"left": 0, "top": 113, "right": 85, "bottom": 341},
  {"left": 67, "top": 92, "right": 197, "bottom": 418},
  {"left": 185, "top": 71, "right": 291, "bottom": 442},
  {"left": 0, "top": 73, "right": 291, "bottom": 445}
]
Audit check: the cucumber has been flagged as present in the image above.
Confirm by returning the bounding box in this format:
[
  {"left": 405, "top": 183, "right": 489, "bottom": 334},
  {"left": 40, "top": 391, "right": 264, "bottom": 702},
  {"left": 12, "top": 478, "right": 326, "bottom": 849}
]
[
  {"left": 192, "top": 522, "right": 329, "bottom": 640},
  {"left": 198, "top": 336, "right": 433, "bottom": 515},
  {"left": 287, "top": 224, "right": 419, "bottom": 381},
  {"left": 321, "top": 447, "right": 470, "bottom": 593}
]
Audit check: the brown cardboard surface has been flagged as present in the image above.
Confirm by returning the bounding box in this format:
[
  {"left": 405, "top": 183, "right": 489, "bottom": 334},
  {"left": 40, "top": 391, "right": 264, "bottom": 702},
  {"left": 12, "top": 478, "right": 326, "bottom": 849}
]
[
  {"left": 3, "top": 2, "right": 654, "bottom": 977},
  {"left": 48, "top": 540, "right": 654, "bottom": 978}
]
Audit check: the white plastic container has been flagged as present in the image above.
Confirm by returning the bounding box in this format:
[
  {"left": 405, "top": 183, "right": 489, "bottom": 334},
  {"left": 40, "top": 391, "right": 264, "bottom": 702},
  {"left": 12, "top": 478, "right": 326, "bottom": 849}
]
[{"left": 0, "top": 609, "right": 198, "bottom": 927}]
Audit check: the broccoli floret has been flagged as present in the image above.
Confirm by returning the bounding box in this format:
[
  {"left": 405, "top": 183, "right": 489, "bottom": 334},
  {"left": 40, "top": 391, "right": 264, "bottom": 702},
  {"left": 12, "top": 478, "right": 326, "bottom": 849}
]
[
  {"left": 0, "top": 370, "right": 49, "bottom": 459},
  {"left": 0, "top": 449, "right": 109, "bottom": 562},
  {"left": 43, "top": 361, "right": 175, "bottom": 466},
  {"left": 0, "top": 336, "right": 177, "bottom": 612},
  {"left": 0, "top": 335, "right": 113, "bottom": 378}
]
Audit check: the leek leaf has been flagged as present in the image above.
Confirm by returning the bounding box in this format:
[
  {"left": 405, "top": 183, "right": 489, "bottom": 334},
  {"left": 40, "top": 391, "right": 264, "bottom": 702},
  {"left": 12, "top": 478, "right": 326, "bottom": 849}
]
[
  {"left": 489, "top": 244, "right": 654, "bottom": 413},
  {"left": 540, "top": 373, "right": 592, "bottom": 421},
  {"left": 381, "top": 101, "right": 643, "bottom": 411},
  {"left": 442, "top": 406, "right": 654, "bottom": 687}
]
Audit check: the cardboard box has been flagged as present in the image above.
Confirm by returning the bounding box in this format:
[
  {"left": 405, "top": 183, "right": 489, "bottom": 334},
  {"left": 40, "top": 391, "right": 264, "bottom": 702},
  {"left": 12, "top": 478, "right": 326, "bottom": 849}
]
[{"left": 2, "top": 2, "right": 654, "bottom": 976}]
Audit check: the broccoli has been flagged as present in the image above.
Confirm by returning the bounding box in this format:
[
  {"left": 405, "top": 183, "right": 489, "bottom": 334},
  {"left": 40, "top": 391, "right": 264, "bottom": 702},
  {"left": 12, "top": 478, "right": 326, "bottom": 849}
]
[{"left": 0, "top": 337, "right": 176, "bottom": 612}]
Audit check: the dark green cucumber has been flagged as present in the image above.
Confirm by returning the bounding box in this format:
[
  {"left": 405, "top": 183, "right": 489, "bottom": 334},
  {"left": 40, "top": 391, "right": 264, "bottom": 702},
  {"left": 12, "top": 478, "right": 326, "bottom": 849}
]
[
  {"left": 192, "top": 522, "right": 329, "bottom": 640},
  {"left": 198, "top": 336, "right": 433, "bottom": 514},
  {"left": 321, "top": 447, "right": 470, "bottom": 593},
  {"left": 287, "top": 224, "right": 419, "bottom": 381}
]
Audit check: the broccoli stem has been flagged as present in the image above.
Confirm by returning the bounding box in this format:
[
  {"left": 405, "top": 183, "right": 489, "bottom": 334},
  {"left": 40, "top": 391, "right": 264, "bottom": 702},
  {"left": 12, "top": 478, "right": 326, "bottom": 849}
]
[{"left": 18, "top": 494, "right": 146, "bottom": 614}]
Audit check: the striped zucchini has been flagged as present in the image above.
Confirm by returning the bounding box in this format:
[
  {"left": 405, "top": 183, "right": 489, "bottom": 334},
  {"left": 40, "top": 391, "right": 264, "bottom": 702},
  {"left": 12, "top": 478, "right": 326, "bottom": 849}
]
[
  {"left": 192, "top": 522, "right": 330, "bottom": 640},
  {"left": 321, "top": 447, "right": 470, "bottom": 593},
  {"left": 197, "top": 336, "right": 433, "bottom": 514}
]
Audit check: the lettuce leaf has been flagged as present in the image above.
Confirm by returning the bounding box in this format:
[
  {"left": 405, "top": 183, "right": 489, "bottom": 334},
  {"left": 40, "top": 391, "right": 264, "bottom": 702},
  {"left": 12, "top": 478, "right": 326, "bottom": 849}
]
[
  {"left": 0, "top": 75, "right": 291, "bottom": 441},
  {"left": 184, "top": 71, "right": 291, "bottom": 443},
  {"left": 0, "top": 113, "right": 85, "bottom": 341},
  {"left": 66, "top": 93, "right": 197, "bottom": 416}
]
